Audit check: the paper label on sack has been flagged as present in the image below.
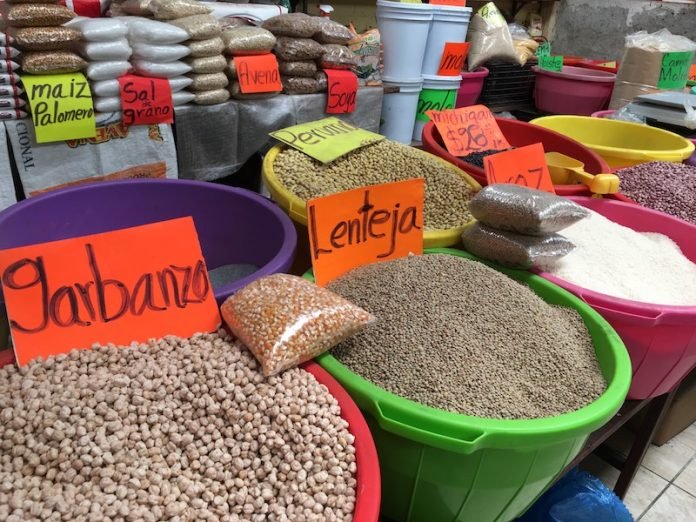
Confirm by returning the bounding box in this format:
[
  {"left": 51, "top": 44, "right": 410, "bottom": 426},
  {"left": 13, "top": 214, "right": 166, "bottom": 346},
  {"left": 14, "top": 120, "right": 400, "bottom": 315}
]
[
  {"left": 119, "top": 75, "right": 173, "bottom": 126},
  {"left": 478, "top": 2, "right": 505, "bottom": 26},
  {"left": 437, "top": 42, "right": 470, "bottom": 76},
  {"left": 426, "top": 105, "right": 511, "bottom": 156},
  {"left": 416, "top": 89, "right": 457, "bottom": 122},
  {"left": 308, "top": 179, "right": 424, "bottom": 286},
  {"left": 22, "top": 72, "right": 96, "bottom": 144},
  {"left": 270, "top": 117, "right": 383, "bottom": 163},
  {"left": 658, "top": 51, "right": 694, "bottom": 90},
  {"left": 484, "top": 143, "right": 555, "bottom": 194},
  {"left": 325, "top": 70, "right": 358, "bottom": 114},
  {"left": 234, "top": 55, "right": 282, "bottom": 94},
  {"left": 0, "top": 217, "right": 220, "bottom": 366},
  {"left": 539, "top": 55, "right": 563, "bottom": 72}
]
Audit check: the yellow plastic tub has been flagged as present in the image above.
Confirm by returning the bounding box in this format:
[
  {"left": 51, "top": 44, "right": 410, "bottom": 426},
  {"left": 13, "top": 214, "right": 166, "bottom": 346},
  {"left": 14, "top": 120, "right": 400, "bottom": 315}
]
[
  {"left": 530, "top": 115, "right": 695, "bottom": 168},
  {"left": 262, "top": 144, "right": 482, "bottom": 248}
]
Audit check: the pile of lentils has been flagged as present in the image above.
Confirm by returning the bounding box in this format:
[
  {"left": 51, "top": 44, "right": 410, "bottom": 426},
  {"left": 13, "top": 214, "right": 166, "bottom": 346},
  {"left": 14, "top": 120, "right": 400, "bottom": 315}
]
[
  {"left": 615, "top": 161, "right": 696, "bottom": 225},
  {"left": 459, "top": 148, "right": 513, "bottom": 168},
  {"left": 327, "top": 254, "right": 606, "bottom": 420},
  {"left": 273, "top": 140, "right": 476, "bottom": 231},
  {"left": 0, "top": 331, "right": 357, "bottom": 522}
]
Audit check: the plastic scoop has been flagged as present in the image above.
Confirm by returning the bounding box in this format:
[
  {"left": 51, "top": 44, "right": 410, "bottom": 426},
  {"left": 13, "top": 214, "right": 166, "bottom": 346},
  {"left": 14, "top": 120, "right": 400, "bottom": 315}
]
[{"left": 545, "top": 152, "right": 620, "bottom": 195}]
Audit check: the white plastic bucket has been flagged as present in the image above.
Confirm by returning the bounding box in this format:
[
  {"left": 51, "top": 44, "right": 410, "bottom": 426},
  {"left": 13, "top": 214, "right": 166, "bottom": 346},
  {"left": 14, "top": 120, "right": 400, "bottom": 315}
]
[
  {"left": 412, "top": 75, "right": 461, "bottom": 143},
  {"left": 381, "top": 78, "right": 424, "bottom": 144},
  {"left": 377, "top": 0, "right": 434, "bottom": 82},
  {"left": 421, "top": 5, "right": 473, "bottom": 77}
]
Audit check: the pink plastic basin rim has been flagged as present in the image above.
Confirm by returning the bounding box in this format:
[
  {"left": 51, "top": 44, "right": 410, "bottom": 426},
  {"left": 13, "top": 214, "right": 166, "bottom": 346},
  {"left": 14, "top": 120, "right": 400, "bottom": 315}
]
[
  {"left": 532, "top": 65, "right": 616, "bottom": 83},
  {"left": 533, "top": 197, "right": 696, "bottom": 326},
  {"left": 461, "top": 67, "right": 489, "bottom": 79}
]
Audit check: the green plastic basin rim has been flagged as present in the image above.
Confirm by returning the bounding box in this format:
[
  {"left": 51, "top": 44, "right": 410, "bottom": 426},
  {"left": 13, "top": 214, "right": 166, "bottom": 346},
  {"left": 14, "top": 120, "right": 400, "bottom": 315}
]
[{"left": 307, "top": 248, "right": 632, "bottom": 455}]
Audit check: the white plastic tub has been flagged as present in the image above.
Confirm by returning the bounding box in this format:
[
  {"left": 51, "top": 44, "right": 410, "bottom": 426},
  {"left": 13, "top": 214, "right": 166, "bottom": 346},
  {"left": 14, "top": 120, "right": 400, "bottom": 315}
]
[
  {"left": 413, "top": 75, "right": 461, "bottom": 143},
  {"left": 421, "top": 5, "right": 473, "bottom": 77},
  {"left": 381, "top": 78, "right": 424, "bottom": 144},
  {"left": 377, "top": 0, "right": 434, "bottom": 81}
]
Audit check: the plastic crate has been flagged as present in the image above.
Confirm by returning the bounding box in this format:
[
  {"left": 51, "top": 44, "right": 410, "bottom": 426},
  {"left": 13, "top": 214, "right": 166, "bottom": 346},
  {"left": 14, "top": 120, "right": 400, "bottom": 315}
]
[{"left": 478, "top": 61, "right": 536, "bottom": 112}]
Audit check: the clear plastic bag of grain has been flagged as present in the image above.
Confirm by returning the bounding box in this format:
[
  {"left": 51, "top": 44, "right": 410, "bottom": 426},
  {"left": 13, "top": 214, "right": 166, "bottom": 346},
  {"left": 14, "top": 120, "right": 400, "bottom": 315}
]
[
  {"left": 192, "top": 88, "right": 229, "bottom": 105},
  {"left": 184, "top": 54, "right": 226, "bottom": 74},
  {"left": 229, "top": 81, "right": 279, "bottom": 100},
  {"left": 170, "top": 14, "right": 222, "bottom": 41},
  {"left": 462, "top": 222, "right": 575, "bottom": 268},
  {"left": 274, "top": 36, "right": 324, "bottom": 61},
  {"left": 470, "top": 184, "right": 590, "bottom": 236},
  {"left": 319, "top": 44, "right": 358, "bottom": 70},
  {"left": 281, "top": 75, "right": 323, "bottom": 94},
  {"left": 278, "top": 59, "right": 317, "bottom": 77},
  {"left": 150, "top": 0, "right": 211, "bottom": 20},
  {"left": 221, "top": 274, "right": 374, "bottom": 376},
  {"left": 21, "top": 51, "right": 86, "bottom": 74},
  {"left": 221, "top": 26, "right": 276, "bottom": 56},
  {"left": 12, "top": 27, "right": 81, "bottom": 52},
  {"left": 261, "top": 12, "right": 321, "bottom": 38},
  {"left": 187, "top": 71, "right": 228, "bottom": 91},
  {"left": 314, "top": 18, "right": 353, "bottom": 45},
  {"left": 6, "top": 4, "right": 75, "bottom": 27},
  {"left": 188, "top": 36, "right": 224, "bottom": 58}
]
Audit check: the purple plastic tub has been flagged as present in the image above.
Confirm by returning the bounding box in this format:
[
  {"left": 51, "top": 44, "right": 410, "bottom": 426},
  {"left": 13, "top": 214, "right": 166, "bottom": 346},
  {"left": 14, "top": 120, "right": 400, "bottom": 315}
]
[
  {"left": 687, "top": 139, "right": 696, "bottom": 167},
  {"left": 0, "top": 179, "right": 297, "bottom": 303},
  {"left": 533, "top": 65, "right": 616, "bottom": 116},
  {"left": 535, "top": 197, "right": 696, "bottom": 400},
  {"left": 456, "top": 67, "right": 488, "bottom": 108}
]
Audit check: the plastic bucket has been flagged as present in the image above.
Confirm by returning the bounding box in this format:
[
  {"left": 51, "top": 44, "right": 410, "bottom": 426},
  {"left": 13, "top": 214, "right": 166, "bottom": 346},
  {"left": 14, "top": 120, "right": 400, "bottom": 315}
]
[
  {"left": 413, "top": 75, "right": 461, "bottom": 143},
  {"left": 456, "top": 67, "right": 489, "bottom": 108},
  {"left": 533, "top": 65, "right": 616, "bottom": 116},
  {"left": 0, "top": 179, "right": 297, "bottom": 303},
  {"left": 530, "top": 115, "right": 696, "bottom": 168},
  {"left": 381, "top": 78, "right": 423, "bottom": 144},
  {"left": 0, "top": 355, "right": 382, "bottom": 522},
  {"left": 421, "top": 118, "right": 626, "bottom": 198},
  {"left": 376, "top": 0, "right": 434, "bottom": 82},
  {"left": 535, "top": 197, "right": 696, "bottom": 400},
  {"left": 305, "top": 249, "right": 631, "bottom": 522},
  {"left": 421, "top": 5, "right": 473, "bottom": 77}
]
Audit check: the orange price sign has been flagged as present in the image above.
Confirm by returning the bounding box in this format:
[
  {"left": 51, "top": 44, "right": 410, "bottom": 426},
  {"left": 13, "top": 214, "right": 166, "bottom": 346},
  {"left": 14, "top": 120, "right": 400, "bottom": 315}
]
[
  {"left": 431, "top": 0, "right": 467, "bottom": 6},
  {"left": 234, "top": 54, "right": 282, "bottom": 94},
  {"left": 484, "top": 143, "right": 556, "bottom": 194},
  {"left": 426, "top": 104, "right": 511, "bottom": 157},
  {"left": 437, "top": 42, "right": 470, "bottom": 76},
  {"left": 118, "top": 74, "right": 173, "bottom": 126},
  {"left": 689, "top": 63, "right": 696, "bottom": 81},
  {"left": 0, "top": 217, "right": 221, "bottom": 366},
  {"left": 307, "top": 179, "right": 424, "bottom": 286},
  {"left": 325, "top": 69, "right": 358, "bottom": 114}
]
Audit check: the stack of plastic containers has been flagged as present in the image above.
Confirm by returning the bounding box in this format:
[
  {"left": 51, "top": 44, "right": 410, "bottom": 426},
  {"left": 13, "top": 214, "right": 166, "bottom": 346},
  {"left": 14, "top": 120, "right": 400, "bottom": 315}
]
[{"left": 378, "top": 0, "right": 471, "bottom": 144}]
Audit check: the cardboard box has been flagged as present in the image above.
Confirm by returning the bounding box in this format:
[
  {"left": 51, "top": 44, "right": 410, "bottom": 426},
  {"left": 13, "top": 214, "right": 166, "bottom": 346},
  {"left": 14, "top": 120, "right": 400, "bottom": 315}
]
[{"left": 651, "top": 369, "right": 696, "bottom": 446}]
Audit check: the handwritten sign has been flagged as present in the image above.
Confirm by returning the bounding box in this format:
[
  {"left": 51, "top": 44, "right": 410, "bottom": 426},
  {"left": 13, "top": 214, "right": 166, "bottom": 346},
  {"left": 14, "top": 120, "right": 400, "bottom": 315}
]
[
  {"left": 118, "top": 75, "right": 173, "bottom": 126},
  {"left": 536, "top": 41, "right": 551, "bottom": 57},
  {"left": 431, "top": 0, "right": 467, "bottom": 7},
  {"left": 325, "top": 69, "right": 358, "bottom": 114},
  {"left": 689, "top": 64, "right": 696, "bottom": 82},
  {"left": 270, "top": 117, "right": 383, "bottom": 163},
  {"left": 484, "top": 143, "right": 555, "bottom": 194},
  {"left": 417, "top": 89, "right": 457, "bottom": 122},
  {"left": 22, "top": 72, "right": 96, "bottom": 143},
  {"left": 437, "top": 42, "right": 470, "bottom": 76},
  {"left": 234, "top": 54, "right": 282, "bottom": 94},
  {"left": 308, "top": 179, "right": 424, "bottom": 286},
  {"left": 658, "top": 51, "right": 694, "bottom": 89},
  {"left": 539, "top": 55, "right": 564, "bottom": 72},
  {"left": 0, "top": 217, "right": 220, "bottom": 366},
  {"left": 426, "top": 104, "right": 511, "bottom": 156}
]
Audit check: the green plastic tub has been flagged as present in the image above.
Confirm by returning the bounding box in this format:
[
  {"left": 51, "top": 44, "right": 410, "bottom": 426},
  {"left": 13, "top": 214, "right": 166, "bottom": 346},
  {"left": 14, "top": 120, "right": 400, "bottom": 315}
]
[{"left": 305, "top": 249, "right": 632, "bottom": 522}]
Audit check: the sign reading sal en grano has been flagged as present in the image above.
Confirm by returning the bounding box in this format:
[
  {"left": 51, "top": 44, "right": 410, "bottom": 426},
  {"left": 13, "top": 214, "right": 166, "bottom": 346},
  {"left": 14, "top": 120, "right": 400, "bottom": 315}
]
[
  {"left": 307, "top": 179, "right": 425, "bottom": 286},
  {"left": 22, "top": 72, "right": 96, "bottom": 143},
  {"left": 0, "top": 217, "right": 220, "bottom": 366},
  {"left": 119, "top": 75, "right": 174, "bottom": 126}
]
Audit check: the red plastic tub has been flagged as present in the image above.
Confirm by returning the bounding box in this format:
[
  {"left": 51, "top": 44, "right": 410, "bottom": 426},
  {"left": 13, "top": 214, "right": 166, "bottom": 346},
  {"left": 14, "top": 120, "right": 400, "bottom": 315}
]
[
  {"left": 535, "top": 197, "right": 696, "bottom": 399},
  {"left": 0, "top": 352, "right": 382, "bottom": 521},
  {"left": 455, "top": 67, "right": 488, "bottom": 108},
  {"left": 422, "top": 118, "right": 618, "bottom": 196},
  {"left": 533, "top": 65, "right": 616, "bottom": 116}
]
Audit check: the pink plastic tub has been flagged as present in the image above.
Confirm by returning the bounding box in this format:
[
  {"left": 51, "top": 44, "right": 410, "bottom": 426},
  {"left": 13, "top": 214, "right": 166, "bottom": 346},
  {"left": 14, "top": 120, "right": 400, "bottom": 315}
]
[
  {"left": 535, "top": 197, "right": 696, "bottom": 399},
  {"left": 533, "top": 65, "right": 616, "bottom": 116},
  {"left": 455, "top": 67, "right": 488, "bottom": 108},
  {"left": 591, "top": 110, "right": 615, "bottom": 119}
]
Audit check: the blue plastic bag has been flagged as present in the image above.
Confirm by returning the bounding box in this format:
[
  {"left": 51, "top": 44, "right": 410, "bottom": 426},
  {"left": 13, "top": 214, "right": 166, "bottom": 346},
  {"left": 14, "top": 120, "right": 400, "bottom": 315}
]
[{"left": 519, "top": 468, "right": 633, "bottom": 522}]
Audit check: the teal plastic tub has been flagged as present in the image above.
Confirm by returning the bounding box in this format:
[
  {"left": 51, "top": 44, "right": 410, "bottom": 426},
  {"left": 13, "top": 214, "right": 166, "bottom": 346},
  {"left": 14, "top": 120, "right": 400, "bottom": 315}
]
[{"left": 305, "top": 249, "right": 632, "bottom": 522}]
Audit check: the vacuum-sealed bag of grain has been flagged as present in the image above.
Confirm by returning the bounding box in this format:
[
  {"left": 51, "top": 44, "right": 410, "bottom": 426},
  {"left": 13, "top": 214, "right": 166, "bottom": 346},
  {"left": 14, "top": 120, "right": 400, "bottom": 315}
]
[{"left": 610, "top": 29, "right": 696, "bottom": 110}]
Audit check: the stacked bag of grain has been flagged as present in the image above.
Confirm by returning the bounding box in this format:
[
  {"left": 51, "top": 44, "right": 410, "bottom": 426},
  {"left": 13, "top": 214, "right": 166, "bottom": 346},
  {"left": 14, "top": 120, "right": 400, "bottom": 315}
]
[
  {"left": 262, "top": 13, "right": 356, "bottom": 95},
  {"left": 64, "top": 17, "right": 131, "bottom": 114},
  {"left": 220, "top": 23, "right": 278, "bottom": 100},
  {"left": 0, "top": 33, "right": 27, "bottom": 120}
]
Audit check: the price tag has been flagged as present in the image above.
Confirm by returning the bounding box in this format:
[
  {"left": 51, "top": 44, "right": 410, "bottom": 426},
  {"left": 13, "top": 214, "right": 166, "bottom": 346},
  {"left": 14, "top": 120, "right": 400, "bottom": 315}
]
[
  {"left": 118, "top": 75, "right": 173, "bottom": 126},
  {"left": 484, "top": 143, "right": 555, "bottom": 194},
  {"left": 658, "top": 51, "right": 694, "bottom": 89},
  {"left": 0, "top": 217, "right": 221, "bottom": 366},
  {"left": 536, "top": 41, "right": 551, "bottom": 57},
  {"left": 431, "top": 0, "right": 467, "bottom": 6},
  {"left": 437, "top": 42, "right": 470, "bottom": 76},
  {"left": 270, "top": 117, "right": 384, "bottom": 164},
  {"left": 539, "top": 55, "right": 564, "bottom": 72},
  {"left": 21, "top": 72, "right": 96, "bottom": 144},
  {"left": 416, "top": 89, "right": 457, "bottom": 122},
  {"left": 308, "top": 179, "right": 424, "bottom": 286},
  {"left": 325, "top": 70, "right": 358, "bottom": 114},
  {"left": 234, "top": 54, "right": 282, "bottom": 94},
  {"left": 689, "top": 64, "right": 696, "bottom": 82},
  {"left": 426, "top": 104, "right": 511, "bottom": 157}
]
